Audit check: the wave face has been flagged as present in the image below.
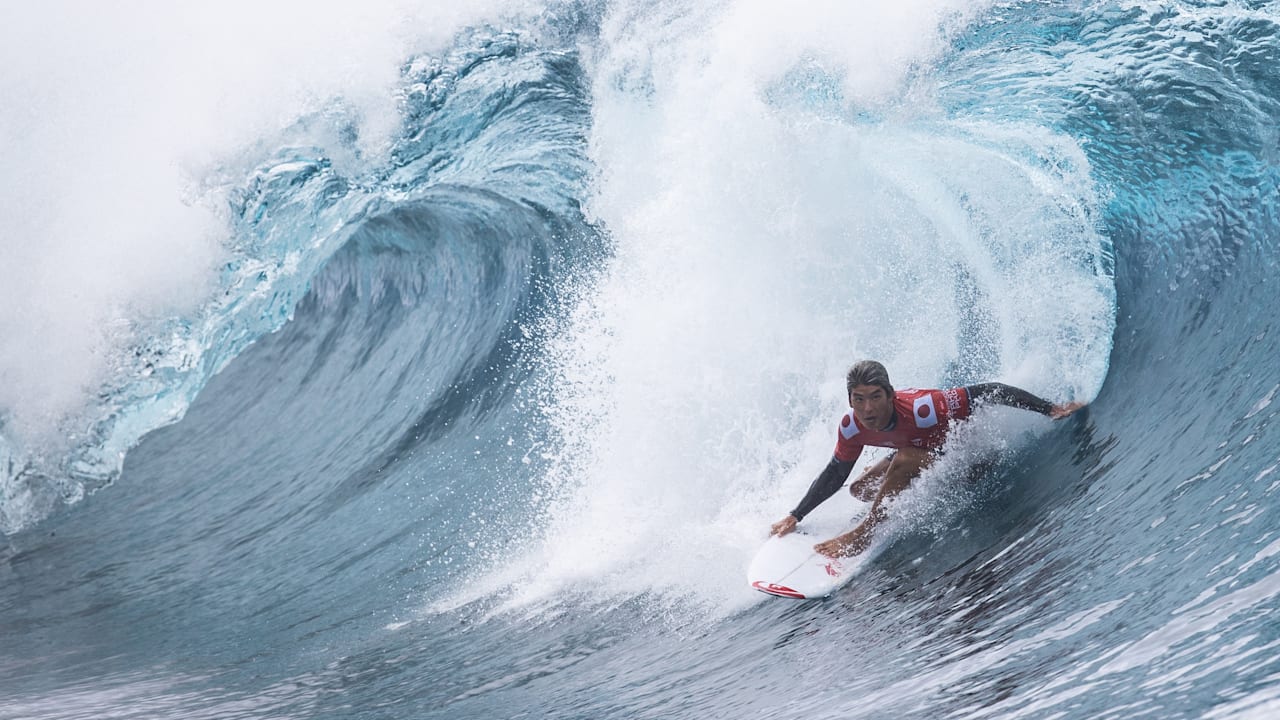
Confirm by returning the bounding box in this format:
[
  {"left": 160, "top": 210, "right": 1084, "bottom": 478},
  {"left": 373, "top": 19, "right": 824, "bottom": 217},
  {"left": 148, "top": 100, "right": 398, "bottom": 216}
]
[{"left": 2, "top": 2, "right": 1279, "bottom": 719}]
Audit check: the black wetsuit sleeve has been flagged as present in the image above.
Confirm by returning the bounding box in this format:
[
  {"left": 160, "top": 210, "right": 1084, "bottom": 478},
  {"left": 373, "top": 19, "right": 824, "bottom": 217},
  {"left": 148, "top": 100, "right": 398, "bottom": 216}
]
[
  {"left": 966, "top": 382, "right": 1055, "bottom": 416},
  {"left": 790, "top": 457, "right": 857, "bottom": 522}
]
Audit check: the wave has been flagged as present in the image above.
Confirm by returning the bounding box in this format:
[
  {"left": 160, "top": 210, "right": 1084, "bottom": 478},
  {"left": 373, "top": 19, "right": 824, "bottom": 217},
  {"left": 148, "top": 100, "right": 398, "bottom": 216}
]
[
  {"left": 4, "top": 2, "right": 1280, "bottom": 719},
  {"left": 0, "top": 27, "right": 599, "bottom": 534},
  {"left": 480, "top": 1, "right": 1116, "bottom": 614}
]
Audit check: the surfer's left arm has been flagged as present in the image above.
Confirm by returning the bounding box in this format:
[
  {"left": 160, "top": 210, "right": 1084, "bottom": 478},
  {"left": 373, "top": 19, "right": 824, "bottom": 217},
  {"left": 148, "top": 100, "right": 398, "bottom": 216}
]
[{"left": 966, "top": 383, "right": 1086, "bottom": 420}]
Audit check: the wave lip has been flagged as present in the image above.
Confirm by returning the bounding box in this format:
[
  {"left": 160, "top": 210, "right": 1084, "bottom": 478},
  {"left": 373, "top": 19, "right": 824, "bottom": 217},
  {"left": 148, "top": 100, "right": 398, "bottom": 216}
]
[{"left": 0, "top": 27, "right": 597, "bottom": 535}]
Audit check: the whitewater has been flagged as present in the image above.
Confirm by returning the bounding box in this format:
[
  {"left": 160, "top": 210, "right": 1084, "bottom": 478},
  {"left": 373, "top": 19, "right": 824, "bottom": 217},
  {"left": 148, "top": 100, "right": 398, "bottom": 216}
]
[{"left": 2, "top": 1, "right": 1278, "bottom": 718}]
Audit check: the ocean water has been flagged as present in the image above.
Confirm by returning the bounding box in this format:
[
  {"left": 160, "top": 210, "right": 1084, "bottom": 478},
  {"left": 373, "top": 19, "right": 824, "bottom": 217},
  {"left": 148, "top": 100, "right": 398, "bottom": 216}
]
[{"left": 2, "top": 1, "right": 1279, "bottom": 718}]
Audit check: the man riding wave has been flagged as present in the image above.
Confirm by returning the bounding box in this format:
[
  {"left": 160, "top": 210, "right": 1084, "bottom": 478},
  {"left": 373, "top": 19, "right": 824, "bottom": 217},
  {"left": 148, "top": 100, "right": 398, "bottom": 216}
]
[{"left": 770, "top": 360, "right": 1084, "bottom": 558}]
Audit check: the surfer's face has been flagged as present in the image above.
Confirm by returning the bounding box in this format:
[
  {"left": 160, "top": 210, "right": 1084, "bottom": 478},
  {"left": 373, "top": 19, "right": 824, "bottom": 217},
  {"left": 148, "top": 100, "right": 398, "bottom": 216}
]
[{"left": 849, "top": 384, "right": 893, "bottom": 431}]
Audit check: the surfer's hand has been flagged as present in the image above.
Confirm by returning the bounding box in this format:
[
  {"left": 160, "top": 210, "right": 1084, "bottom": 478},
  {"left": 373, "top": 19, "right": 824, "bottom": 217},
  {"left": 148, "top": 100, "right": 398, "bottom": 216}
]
[
  {"left": 770, "top": 515, "right": 798, "bottom": 537},
  {"left": 1050, "top": 401, "right": 1086, "bottom": 420}
]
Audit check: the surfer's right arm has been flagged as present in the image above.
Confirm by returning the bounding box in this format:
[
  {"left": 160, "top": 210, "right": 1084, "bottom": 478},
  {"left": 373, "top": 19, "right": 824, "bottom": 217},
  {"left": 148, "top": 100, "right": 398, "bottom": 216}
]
[{"left": 770, "top": 455, "right": 858, "bottom": 536}]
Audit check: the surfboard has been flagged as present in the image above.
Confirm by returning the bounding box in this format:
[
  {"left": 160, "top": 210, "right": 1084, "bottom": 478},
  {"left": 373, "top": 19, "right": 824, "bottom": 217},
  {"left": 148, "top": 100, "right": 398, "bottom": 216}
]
[{"left": 747, "top": 531, "right": 862, "bottom": 600}]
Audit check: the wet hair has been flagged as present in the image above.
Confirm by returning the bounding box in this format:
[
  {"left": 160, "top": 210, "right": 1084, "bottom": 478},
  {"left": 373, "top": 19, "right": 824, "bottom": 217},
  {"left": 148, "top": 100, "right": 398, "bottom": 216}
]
[{"left": 846, "top": 360, "right": 894, "bottom": 397}]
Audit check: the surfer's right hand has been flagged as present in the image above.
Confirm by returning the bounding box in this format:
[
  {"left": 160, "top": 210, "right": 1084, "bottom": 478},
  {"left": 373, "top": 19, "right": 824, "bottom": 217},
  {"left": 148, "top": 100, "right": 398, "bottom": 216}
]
[
  {"left": 770, "top": 515, "right": 798, "bottom": 537},
  {"left": 1050, "top": 401, "right": 1086, "bottom": 420}
]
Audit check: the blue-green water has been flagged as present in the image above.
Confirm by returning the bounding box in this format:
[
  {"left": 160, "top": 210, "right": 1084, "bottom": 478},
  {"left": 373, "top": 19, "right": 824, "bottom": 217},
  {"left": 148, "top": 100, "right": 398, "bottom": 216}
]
[{"left": 3, "top": 2, "right": 1280, "bottom": 718}]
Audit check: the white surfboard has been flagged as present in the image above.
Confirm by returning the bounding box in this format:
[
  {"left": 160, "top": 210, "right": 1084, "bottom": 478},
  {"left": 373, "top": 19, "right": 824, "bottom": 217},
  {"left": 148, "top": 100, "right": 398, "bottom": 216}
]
[{"left": 747, "top": 531, "right": 862, "bottom": 600}]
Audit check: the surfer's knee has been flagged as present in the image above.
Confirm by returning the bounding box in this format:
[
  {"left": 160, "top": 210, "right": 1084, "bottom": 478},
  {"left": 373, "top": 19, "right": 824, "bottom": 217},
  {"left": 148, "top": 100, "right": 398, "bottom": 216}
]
[
  {"left": 871, "top": 449, "right": 929, "bottom": 505},
  {"left": 885, "top": 447, "right": 932, "bottom": 483}
]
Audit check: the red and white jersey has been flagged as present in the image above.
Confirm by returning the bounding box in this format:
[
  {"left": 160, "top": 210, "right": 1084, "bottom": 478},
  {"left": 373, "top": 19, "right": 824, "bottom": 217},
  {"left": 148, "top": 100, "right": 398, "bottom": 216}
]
[{"left": 833, "top": 387, "right": 972, "bottom": 462}]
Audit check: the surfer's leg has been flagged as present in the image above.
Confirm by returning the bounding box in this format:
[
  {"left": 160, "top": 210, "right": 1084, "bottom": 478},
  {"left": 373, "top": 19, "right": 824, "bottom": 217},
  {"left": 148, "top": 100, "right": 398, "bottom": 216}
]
[
  {"left": 815, "top": 447, "right": 934, "bottom": 557},
  {"left": 878, "top": 447, "right": 934, "bottom": 496},
  {"left": 849, "top": 453, "right": 893, "bottom": 501}
]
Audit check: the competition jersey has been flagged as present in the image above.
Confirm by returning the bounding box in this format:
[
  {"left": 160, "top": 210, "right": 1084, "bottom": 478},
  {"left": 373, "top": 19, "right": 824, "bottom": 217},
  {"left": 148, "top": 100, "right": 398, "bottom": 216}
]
[{"left": 833, "top": 387, "right": 972, "bottom": 462}]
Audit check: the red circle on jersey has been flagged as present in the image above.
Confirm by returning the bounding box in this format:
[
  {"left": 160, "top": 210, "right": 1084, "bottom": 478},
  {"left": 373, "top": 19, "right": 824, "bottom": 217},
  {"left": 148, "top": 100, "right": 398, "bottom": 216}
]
[
  {"left": 918, "top": 405, "right": 932, "bottom": 419},
  {"left": 842, "top": 415, "right": 852, "bottom": 428}
]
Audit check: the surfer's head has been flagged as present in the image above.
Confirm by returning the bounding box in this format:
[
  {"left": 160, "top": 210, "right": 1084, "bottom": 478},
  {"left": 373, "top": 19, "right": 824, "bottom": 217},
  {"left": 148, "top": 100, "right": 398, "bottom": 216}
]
[
  {"left": 847, "top": 360, "right": 895, "bottom": 431},
  {"left": 847, "top": 360, "right": 893, "bottom": 397}
]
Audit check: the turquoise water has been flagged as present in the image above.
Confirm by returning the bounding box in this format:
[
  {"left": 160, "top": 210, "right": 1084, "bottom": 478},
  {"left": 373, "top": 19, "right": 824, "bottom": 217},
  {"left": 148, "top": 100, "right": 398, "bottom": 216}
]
[{"left": 3, "top": 2, "right": 1279, "bottom": 718}]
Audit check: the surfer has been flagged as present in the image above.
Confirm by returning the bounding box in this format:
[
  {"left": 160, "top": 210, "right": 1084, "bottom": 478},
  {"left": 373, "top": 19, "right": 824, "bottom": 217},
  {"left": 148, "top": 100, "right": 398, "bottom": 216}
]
[{"left": 769, "top": 360, "right": 1084, "bottom": 558}]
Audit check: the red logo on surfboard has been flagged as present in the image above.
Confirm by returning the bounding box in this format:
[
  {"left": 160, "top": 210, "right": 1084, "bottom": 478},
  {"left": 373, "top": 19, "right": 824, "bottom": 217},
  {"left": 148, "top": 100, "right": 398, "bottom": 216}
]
[{"left": 752, "top": 581, "right": 806, "bottom": 599}]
